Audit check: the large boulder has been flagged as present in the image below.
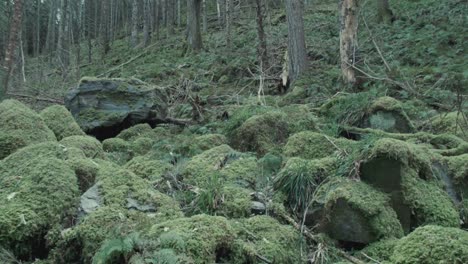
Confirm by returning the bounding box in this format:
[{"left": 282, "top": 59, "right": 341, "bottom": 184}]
[
  {"left": 40, "top": 105, "right": 85, "bottom": 140},
  {"left": 362, "top": 97, "right": 415, "bottom": 133},
  {"left": 0, "top": 99, "right": 56, "bottom": 159},
  {"left": 65, "top": 78, "right": 168, "bottom": 140}
]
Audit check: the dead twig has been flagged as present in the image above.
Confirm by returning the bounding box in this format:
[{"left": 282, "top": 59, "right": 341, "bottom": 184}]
[{"left": 7, "top": 92, "right": 64, "bottom": 104}]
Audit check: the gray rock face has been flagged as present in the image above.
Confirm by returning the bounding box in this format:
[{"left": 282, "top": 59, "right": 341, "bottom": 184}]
[
  {"left": 251, "top": 201, "right": 266, "bottom": 215},
  {"left": 65, "top": 78, "right": 168, "bottom": 140},
  {"left": 127, "top": 197, "right": 156, "bottom": 213},
  {"left": 365, "top": 110, "right": 413, "bottom": 133},
  {"left": 79, "top": 183, "right": 102, "bottom": 219}
]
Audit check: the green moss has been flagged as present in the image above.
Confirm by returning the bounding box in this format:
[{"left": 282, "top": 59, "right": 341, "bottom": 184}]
[
  {"left": 231, "top": 111, "right": 289, "bottom": 155},
  {"left": 316, "top": 178, "right": 404, "bottom": 240},
  {"left": 231, "top": 215, "right": 303, "bottom": 263},
  {"left": 0, "top": 99, "right": 56, "bottom": 159},
  {"left": 359, "top": 239, "right": 398, "bottom": 263},
  {"left": 183, "top": 145, "right": 258, "bottom": 188},
  {"left": 390, "top": 225, "right": 468, "bottom": 264},
  {"left": 67, "top": 158, "right": 100, "bottom": 193},
  {"left": 275, "top": 157, "right": 338, "bottom": 211},
  {"left": 0, "top": 153, "right": 79, "bottom": 258},
  {"left": 283, "top": 131, "right": 355, "bottom": 160},
  {"left": 281, "top": 104, "right": 318, "bottom": 134},
  {"left": 445, "top": 154, "right": 468, "bottom": 184},
  {"left": 430, "top": 112, "right": 468, "bottom": 140},
  {"left": 40, "top": 105, "right": 85, "bottom": 140},
  {"left": 149, "top": 215, "right": 237, "bottom": 263},
  {"left": 117, "top": 123, "right": 154, "bottom": 141},
  {"left": 369, "top": 96, "right": 404, "bottom": 113},
  {"left": 217, "top": 186, "right": 252, "bottom": 218},
  {"left": 102, "top": 138, "right": 130, "bottom": 153},
  {"left": 223, "top": 105, "right": 275, "bottom": 138},
  {"left": 124, "top": 156, "right": 173, "bottom": 181},
  {"left": 401, "top": 169, "right": 460, "bottom": 227},
  {"left": 130, "top": 137, "right": 154, "bottom": 156},
  {"left": 192, "top": 134, "right": 227, "bottom": 152},
  {"left": 60, "top": 135, "right": 105, "bottom": 159}
]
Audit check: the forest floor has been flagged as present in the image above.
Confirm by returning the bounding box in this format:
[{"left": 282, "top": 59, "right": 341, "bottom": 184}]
[{"left": 1, "top": 0, "right": 467, "bottom": 263}]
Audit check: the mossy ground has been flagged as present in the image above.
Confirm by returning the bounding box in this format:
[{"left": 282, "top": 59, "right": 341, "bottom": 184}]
[{"left": 2, "top": 0, "right": 468, "bottom": 262}]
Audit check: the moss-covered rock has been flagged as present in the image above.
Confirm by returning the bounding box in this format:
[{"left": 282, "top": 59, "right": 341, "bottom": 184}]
[
  {"left": 217, "top": 186, "right": 252, "bottom": 218},
  {"left": 364, "top": 97, "right": 415, "bottom": 133},
  {"left": 40, "top": 105, "right": 85, "bottom": 140},
  {"left": 359, "top": 238, "right": 398, "bottom": 263},
  {"left": 124, "top": 156, "right": 173, "bottom": 181},
  {"left": 60, "top": 135, "right": 105, "bottom": 159},
  {"left": 445, "top": 154, "right": 468, "bottom": 185},
  {"left": 149, "top": 214, "right": 237, "bottom": 263},
  {"left": 0, "top": 99, "right": 56, "bottom": 159},
  {"left": 232, "top": 215, "right": 304, "bottom": 263},
  {"left": 281, "top": 104, "right": 318, "bottom": 134},
  {"left": 283, "top": 131, "right": 355, "bottom": 159},
  {"left": 315, "top": 178, "right": 404, "bottom": 244},
  {"left": 231, "top": 111, "right": 289, "bottom": 155},
  {"left": 102, "top": 138, "right": 131, "bottom": 153},
  {"left": 430, "top": 112, "right": 468, "bottom": 140},
  {"left": 130, "top": 137, "right": 154, "bottom": 156},
  {"left": 390, "top": 225, "right": 468, "bottom": 264},
  {"left": 117, "top": 123, "right": 154, "bottom": 141},
  {"left": 66, "top": 158, "right": 100, "bottom": 193},
  {"left": 0, "top": 146, "right": 79, "bottom": 259},
  {"left": 183, "top": 145, "right": 258, "bottom": 188}
]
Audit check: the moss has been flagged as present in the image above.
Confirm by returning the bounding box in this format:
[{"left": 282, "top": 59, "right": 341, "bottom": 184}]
[
  {"left": 231, "top": 215, "right": 303, "bottom": 263},
  {"left": 192, "top": 133, "right": 227, "bottom": 152},
  {"left": 401, "top": 169, "right": 460, "bottom": 227},
  {"left": 124, "top": 156, "right": 173, "bottom": 181},
  {"left": 217, "top": 186, "right": 252, "bottom": 218},
  {"left": 183, "top": 145, "right": 258, "bottom": 188},
  {"left": 430, "top": 112, "right": 468, "bottom": 140},
  {"left": 316, "top": 178, "right": 404, "bottom": 241},
  {"left": 60, "top": 135, "right": 105, "bottom": 159},
  {"left": 130, "top": 137, "right": 154, "bottom": 156},
  {"left": 279, "top": 86, "right": 308, "bottom": 106},
  {"left": 390, "top": 225, "right": 468, "bottom": 264},
  {"left": 283, "top": 131, "right": 355, "bottom": 160},
  {"left": 149, "top": 215, "right": 237, "bottom": 263},
  {"left": 40, "top": 105, "right": 85, "bottom": 140},
  {"left": 281, "top": 104, "right": 318, "bottom": 134},
  {"left": 66, "top": 158, "right": 100, "bottom": 193},
  {"left": 369, "top": 96, "right": 404, "bottom": 113},
  {"left": 117, "top": 123, "right": 154, "bottom": 141},
  {"left": 258, "top": 153, "right": 283, "bottom": 175},
  {"left": 231, "top": 111, "right": 289, "bottom": 155},
  {"left": 75, "top": 108, "right": 124, "bottom": 132},
  {"left": 102, "top": 138, "right": 131, "bottom": 153},
  {"left": 0, "top": 154, "right": 79, "bottom": 258},
  {"left": 0, "top": 99, "right": 56, "bottom": 159},
  {"left": 445, "top": 154, "right": 468, "bottom": 184},
  {"left": 359, "top": 239, "right": 398, "bottom": 263},
  {"left": 223, "top": 105, "right": 275, "bottom": 139},
  {"left": 275, "top": 157, "right": 338, "bottom": 211}
]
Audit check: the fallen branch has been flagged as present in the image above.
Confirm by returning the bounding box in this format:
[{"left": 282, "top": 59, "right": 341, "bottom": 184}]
[{"left": 7, "top": 92, "right": 64, "bottom": 104}]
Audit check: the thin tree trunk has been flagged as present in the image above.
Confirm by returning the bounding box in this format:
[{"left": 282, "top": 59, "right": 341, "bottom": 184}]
[
  {"left": 225, "top": 0, "right": 232, "bottom": 48},
  {"left": 101, "top": 0, "right": 110, "bottom": 57},
  {"left": 35, "top": 0, "right": 41, "bottom": 56},
  {"left": 131, "top": 0, "right": 139, "bottom": 48},
  {"left": 202, "top": 0, "right": 207, "bottom": 33},
  {"left": 339, "top": 0, "right": 359, "bottom": 85},
  {"left": 2, "top": 0, "right": 23, "bottom": 98},
  {"left": 143, "top": 0, "right": 151, "bottom": 46},
  {"left": 255, "top": 0, "right": 269, "bottom": 70},
  {"left": 187, "top": 0, "right": 203, "bottom": 52},
  {"left": 285, "top": 0, "right": 307, "bottom": 83},
  {"left": 167, "top": 0, "right": 174, "bottom": 36}
]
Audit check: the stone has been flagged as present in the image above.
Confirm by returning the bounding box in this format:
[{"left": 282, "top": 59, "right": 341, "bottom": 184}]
[
  {"left": 251, "top": 201, "right": 266, "bottom": 215},
  {"left": 79, "top": 184, "right": 102, "bottom": 218},
  {"left": 65, "top": 78, "right": 168, "bottom": 140}
]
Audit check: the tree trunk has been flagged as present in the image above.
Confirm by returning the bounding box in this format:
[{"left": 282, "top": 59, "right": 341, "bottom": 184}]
[
  {"left": 2, "top": 0, "right": 23, "bottom": 98},
  {"left": 225, "top": 0, "right": 232, "bottom": 48},
  {"left": 377, "top": 0, "right": 393, "bottom": 24},
  {"left": 131, "top": 0, "right": 139, "bottom": 48},
  {"left": 202, "top": 0, "right": 207, "bottom": 32},
  {"left": 285, "top": 0, "right": 307, "bottom": 83},
  {"left": 101, "top": 0, "right": 110, "bottom": 57},
  {"left": 166, "top": 0, "right": 174, "bottom": 36},
  {"left": 339, "top": 0, "right": 359, "bottom": 85},
  {"left": 143, "top": 0, "right": 151, "bottom": 46},
  {"left": 255, "top": 0, "right": 269, "bottom": 71},
  {"left": 187, "top": 0, "right": 203, "bottom": 52}
]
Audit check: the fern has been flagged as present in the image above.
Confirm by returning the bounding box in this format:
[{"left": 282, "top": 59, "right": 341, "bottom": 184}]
[
  {"left": 92, "top": 233, "right": 141, "bottom": 264},
  {"left": 0, "top": 247, "right": 21, "bottom": 264}
]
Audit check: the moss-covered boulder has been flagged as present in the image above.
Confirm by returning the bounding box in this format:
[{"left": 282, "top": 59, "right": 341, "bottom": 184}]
[
  {"left": 430, "top": 112, "right": 468, "bottom": 140},
  {"left": 315, "top": 178, "right": 404, "bottom": 244},
  {"left": 124, "top": 156, "right": 173, "bottom": 181},
  {"left": 283, "top": 131, "right": 355, "bottom": 159},
  {"left": 40, "top": 105, "right": 85, "bottom": 140},
  {"left": 231, "top": 111, "right": 289, "bottom": 155},
  {"left": 390, "top": 225, "right": 468, "bottom": 264},
  {"left": 60, "top": 135, "right": 105, "bottom": 159},
  {"left": 0, "top": 99, "right": 56, "bottom": 159},
  {"left": 117, "top": 123, "right": 155, "bottom": 141},
  {"left": 281, "top": 104, "right": 318, "bottom": 134},
  {"left": 66, "top": 158, "right": 100, "bottom": 193},
  {"left": 183, "top": 145, "right": 258, "bottom": 188},
  {"left": 148, "top": 215, "right": 237, "bottom": 263},
  {"left": 65, "top": 78, "right": 168, "bottom": 140},
  {"left": 359, "top": 238, "right": 399, "bottom": 263},
  {"left": 232, "top": 216, "right": 303, "bottom": 263},
  {"left": 363, "top": 97, "right": 415, "bottom": 133},
  {"left": 0, "top": 144, "right": 79, "bottom": 259}
]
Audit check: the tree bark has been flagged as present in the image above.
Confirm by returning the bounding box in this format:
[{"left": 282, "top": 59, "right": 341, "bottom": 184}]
[
  {"left": 285, "top": 0, "right": 307, "bottom": 83},
  {"left": 2, "top": 0, "right": 23, "bottom": 99},
  {"left": 101, "top": 0, "right": 110, "bottom": 56},
  {"left": 339, "top": 0, "right": 359, "bottom": 85},
  {"left": 225, "top": 0, "right": 232, "bottom": 48},
  {"left": 187, "top": 0, "right": 203, "bottom": 52},
  {"left": 255, "top": 0, "right": 269, "bottom": 71},
  {"left": 143, "top": 0, "right": 151, "bottom": 46},
  {"left": 130, "top": 0, "right": 139, "bottom": 48}
]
